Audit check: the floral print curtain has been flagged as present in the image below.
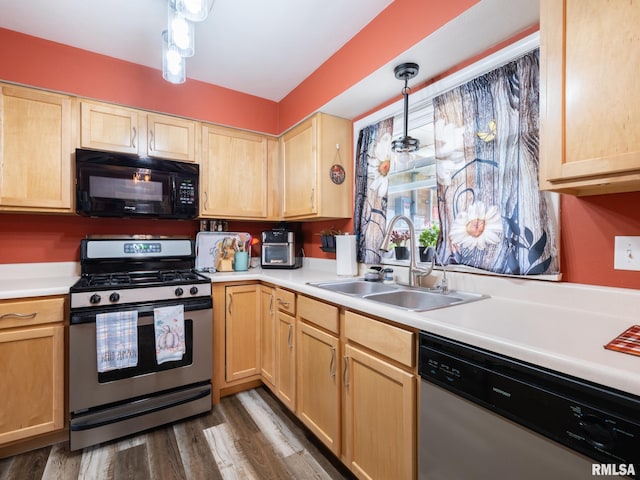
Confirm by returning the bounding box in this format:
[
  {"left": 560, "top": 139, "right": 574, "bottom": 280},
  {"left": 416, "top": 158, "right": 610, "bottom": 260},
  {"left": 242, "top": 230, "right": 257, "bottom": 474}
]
[
  {"left": 434, "top": 49, "right": 559, "bottom": 275},
  {"left": 354, "top": 117, "right": 394, "bottom": 264}
]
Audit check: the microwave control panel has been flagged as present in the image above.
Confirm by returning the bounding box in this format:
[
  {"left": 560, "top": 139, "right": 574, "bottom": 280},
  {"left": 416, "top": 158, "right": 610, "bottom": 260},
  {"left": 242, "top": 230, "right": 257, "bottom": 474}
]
[{"left": 178, "top": 178, "right": 196, "bottom": 205}]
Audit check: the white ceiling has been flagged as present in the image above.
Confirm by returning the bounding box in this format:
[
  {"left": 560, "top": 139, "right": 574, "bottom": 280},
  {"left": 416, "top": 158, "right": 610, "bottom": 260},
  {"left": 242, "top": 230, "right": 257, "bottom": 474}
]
[{"left": 0, "top": 0, "right": 539, "bottom": 121}]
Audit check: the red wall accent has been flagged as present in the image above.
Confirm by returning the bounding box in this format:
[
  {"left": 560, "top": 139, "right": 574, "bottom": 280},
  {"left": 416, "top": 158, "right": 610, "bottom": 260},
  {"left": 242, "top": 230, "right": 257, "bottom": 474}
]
[
  {"left": 560, "top": 194, "right": 640, "bottom": 289},
  {"left": 0, "top": 28, "right": 279, "bottom": 135},
  {"left": 0, "top": 214, "right": 199, "bottom": 264},
  {"left": 277, "top": 0, "right": 480, "bottom": 132}
]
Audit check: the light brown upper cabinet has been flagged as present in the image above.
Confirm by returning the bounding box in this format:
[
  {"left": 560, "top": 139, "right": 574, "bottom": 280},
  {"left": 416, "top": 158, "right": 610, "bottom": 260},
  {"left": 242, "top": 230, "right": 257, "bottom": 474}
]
[
  {"left": 0, "top": 84, "right": 73, "bottom": 213},
  {"left": 200, "top": 124, "right": 270, "bottom": 219},
  {"left": 281, "top": 113, "right": 353, "bottom": 219},
  {"left": 540, "top": 0, "right": 640, "bottom": 195},
  {"left": 79, "top": 101, "right": 198, "bottom": 162}
]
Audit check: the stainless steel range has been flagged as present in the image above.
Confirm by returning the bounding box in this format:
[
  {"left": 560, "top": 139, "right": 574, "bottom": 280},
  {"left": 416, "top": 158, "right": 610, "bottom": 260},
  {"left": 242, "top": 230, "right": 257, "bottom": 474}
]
[{"left": 68, "top": 236, "right": 212, "bottom": 451}]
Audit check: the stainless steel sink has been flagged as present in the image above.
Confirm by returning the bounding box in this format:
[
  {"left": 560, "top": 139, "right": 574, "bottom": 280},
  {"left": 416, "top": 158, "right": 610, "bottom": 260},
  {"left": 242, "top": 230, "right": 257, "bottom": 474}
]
[
  {"left": 308, "top": 279, "right": 488, "bottom": 312},
  {"left": 363, "top": 289, "right": 482, "bottom": 311},
  {"left": 308, "top": 280, "right": 399, "bottom": 296}
]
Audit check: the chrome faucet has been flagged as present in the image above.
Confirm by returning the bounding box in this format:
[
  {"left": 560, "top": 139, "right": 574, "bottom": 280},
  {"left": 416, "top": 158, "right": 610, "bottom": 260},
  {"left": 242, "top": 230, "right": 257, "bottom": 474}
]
[{"left": 380, "top": 215, "right": 433, "bottom": 287}]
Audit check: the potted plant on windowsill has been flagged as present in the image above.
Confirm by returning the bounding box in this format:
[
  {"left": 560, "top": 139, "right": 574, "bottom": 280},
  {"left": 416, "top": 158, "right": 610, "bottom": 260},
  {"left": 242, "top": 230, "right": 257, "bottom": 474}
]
[
  {"left": 318, "top": 227, "right": 341, "bottom": 253},
  {"left": 390, "top": 230, "right": 410, "bottom": 260},
  {"left": 419, "top": 224, "right": 440, "bottom": 262}
]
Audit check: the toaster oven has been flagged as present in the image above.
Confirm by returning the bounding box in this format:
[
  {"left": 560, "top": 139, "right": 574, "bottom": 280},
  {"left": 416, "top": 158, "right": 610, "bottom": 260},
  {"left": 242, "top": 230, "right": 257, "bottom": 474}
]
[{"left": 261, "top": 230, "right": 302, "bottom": 269}]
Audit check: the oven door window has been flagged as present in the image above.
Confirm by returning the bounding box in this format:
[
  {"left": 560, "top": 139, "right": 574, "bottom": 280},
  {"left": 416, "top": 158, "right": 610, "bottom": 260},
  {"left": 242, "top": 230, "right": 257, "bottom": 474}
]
[{"left": 98, "top": 318, "right": 193, "bottom": 383}]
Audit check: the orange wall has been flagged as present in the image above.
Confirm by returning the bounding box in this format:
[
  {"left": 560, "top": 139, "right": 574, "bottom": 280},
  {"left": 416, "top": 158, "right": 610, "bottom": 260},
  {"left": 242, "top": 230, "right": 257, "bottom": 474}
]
[
  {"left": 277, "top": 0, "right": 480, "bottom": 131},
  {"left": 0, "top": 28, "right": 279, "bottom": 135}
]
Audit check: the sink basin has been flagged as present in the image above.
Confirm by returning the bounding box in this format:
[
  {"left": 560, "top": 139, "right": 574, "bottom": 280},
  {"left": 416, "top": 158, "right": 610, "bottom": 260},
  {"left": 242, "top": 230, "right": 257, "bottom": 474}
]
[
  {"left": 364, "top": 290, "right": 466, "bottom": 311},
  {"left": 308, "top": 278, "right": 488, "bottom": 312},
  {"left": 309, "top": 280, "right": 398, "bottom": 296}
]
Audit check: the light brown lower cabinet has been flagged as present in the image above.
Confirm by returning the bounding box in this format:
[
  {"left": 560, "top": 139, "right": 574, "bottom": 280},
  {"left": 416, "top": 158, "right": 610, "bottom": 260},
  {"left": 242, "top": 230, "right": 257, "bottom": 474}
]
[
  {"left": 224, "top": 284, "right": 261, "bottom": 382},
  {"left": 0, "top": 297, "right": 65, "bottom": 446},
  {"left": 276, "top": 309, "right": 296, "bottom": 411},
  {"left": 259, "top": 285, "right": 276, "bottom": 387},
  {"left": 296, "top": 320, "right": 340, "bottom": 455},
  {"left": 344, "top": 343, "right": 416, "bottom": 480}
]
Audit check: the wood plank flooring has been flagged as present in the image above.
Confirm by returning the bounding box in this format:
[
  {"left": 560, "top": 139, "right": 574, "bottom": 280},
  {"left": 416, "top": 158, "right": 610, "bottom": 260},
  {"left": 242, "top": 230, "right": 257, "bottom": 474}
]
[{"left": 0, "top": 387, "right": 354, "bottom": 480}]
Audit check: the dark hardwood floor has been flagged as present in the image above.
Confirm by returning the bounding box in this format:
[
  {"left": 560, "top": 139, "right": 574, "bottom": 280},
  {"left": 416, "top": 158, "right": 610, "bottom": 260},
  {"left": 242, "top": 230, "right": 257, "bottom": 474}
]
[{"left": 0, "top": 387, "right": 354, "bottom": 480}]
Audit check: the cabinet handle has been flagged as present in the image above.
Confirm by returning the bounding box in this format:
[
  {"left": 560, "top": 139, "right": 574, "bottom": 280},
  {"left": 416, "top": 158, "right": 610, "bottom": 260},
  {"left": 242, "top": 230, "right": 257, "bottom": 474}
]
[
  {"left": 149, "top": 130, "right": 154, "bottom": 152},
  {"left": 204, "top": 191, "right": 209, "bottom": 210},
  {"left": 287, "top": 324, "right": 293, "bottom": 350},
  {"left": 310, "top": 188, "right": 315, "bottom": 210},
  {"left": 0, "top": 312, "right": 37, "bottom": 321},
  {"left": 343, "top": 355, "right": 349, "bottom": 388},
  {"left": 269, "top": 294, "right": 274, "bottom": 315},
  {"left": 228, "top": 294, "right": 233, "bottom": 315},
  {"left": 132, "top": 126, "right": 137, "bottom": 149},
  {"left": 277, "top": 298, "right": 290, "bottom": 308},
  {"left": 329, "top": 346, "right": 336, "bottom": 379}
]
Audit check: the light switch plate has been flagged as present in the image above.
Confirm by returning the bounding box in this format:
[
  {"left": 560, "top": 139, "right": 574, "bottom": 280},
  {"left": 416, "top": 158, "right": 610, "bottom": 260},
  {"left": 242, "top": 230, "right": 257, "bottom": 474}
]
[{"left": 614, "top": 236, "right": 640, "bottom": 271}]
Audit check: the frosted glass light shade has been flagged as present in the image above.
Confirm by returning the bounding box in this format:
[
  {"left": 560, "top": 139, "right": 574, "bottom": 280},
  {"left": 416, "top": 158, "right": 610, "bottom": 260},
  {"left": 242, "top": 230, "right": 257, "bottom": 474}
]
[
  {"left": 174, "top": 0, "right": 214, "bottom": 22},
  {"left": 168, "top": 3, "right": 195, "bottom": 57},
  {"left": 162, "top": 31, "right": 186, "bottom": 84}
]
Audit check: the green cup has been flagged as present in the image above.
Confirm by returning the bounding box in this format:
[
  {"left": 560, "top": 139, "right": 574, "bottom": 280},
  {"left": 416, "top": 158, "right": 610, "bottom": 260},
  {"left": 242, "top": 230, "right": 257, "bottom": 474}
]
[{"left": 234, "top": 251, "right": 249, "bottom": 271}]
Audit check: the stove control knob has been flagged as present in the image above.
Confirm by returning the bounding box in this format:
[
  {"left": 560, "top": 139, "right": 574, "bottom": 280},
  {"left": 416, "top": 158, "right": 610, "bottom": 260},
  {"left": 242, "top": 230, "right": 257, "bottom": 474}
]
[
  {"left": 109, "top": 292, "right": 120, "bottom": 303},
  {"left": 190, "top": 286, "right": 199, "bottom": 295},
  {"left": 175, "top": 287, "right": 184, "bottom": 297},
  {"left": 90, "top": 294, "right": 101, "bottom": 305}
]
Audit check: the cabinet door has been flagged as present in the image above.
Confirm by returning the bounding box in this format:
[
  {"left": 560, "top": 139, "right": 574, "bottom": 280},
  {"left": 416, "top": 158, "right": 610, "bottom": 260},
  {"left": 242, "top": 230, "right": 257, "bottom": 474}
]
[
  {"left": 259, "top": 285, "right": 276, "bottom": 388},
  {"left": 297, "top": 321, "right": 340, "bottom": 455},
  {"left": 276, "top": 310, "right": 296, "bottom": 411},
  {"left": 0, "top": 325, "right": 64, "bottom": 444},
  {"left": 344, "top": 343, "right": 416, "bottom": 480},
  {"left": 146, "top": 113, "right": 197, "bottom": 162},
  {"left": 80, "top": 101, "right": 140, "bottom": 154},
  {"left": 225, "top": 285, "right": 260, "bottom": 382},
  {"left": 201, "top": 124, "right": 269, "bottom": 218},
  {"left": 540, "top": 0, "right": 640, "bottom": 195},
  {"left": 282, "top": 117, "right": 316, "bottom": 218},
  {"left": 0, "top": 85, "right": 72, "bottom": 211}
]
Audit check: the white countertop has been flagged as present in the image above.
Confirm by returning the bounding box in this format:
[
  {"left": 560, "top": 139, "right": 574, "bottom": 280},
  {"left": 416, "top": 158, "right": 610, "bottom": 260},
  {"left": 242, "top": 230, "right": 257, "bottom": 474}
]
[{"left": 2, "top": 259, "right": 639, "bottom": 398}]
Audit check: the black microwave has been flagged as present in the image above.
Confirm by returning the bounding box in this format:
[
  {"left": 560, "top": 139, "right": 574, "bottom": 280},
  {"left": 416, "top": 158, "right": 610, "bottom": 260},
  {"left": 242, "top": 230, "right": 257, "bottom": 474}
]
[{"left": 75, "top": 148, "right": 199, "bottom": 219}]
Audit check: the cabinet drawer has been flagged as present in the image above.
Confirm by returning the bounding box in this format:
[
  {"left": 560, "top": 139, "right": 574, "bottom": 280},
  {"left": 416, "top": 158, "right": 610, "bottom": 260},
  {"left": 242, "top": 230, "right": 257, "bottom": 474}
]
[
  {"left": 0, "top": 297, "right": 64, "bottom": 330},
  {"left": 344, "top": 311, "right": 414, "bottom": 368},
  {"left": 298, "top": 295, "right": 338, "bottom": 334},
  {"left": 275, "top": 288, "right": 296, "bottom": 315}
]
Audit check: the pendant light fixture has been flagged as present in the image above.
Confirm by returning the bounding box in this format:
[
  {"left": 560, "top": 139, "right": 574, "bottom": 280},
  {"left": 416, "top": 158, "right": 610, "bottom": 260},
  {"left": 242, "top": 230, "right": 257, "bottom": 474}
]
[
  {"left": 162, "top": 0, "right": 215, "bottom": 84},
  {"left": 392, "top": 62, "right": 420, "bottom": 154}
]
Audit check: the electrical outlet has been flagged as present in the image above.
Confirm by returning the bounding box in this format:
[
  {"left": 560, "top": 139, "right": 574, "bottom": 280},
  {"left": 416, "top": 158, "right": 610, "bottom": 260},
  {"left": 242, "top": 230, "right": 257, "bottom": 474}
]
[{"left": 614, "top": 236, "right": 640, "bottom": 271}]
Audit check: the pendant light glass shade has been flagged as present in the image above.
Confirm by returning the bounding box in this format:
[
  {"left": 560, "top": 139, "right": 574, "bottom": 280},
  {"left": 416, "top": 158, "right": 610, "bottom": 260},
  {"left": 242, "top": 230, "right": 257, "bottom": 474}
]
[
  {"left": 173, "top": 0, "right": 214, "bottom": 22},
  {"left": 162, "top": 30, "right": 186, "bottom": 84},
  {"left": 168, "top": 3, "right": 195, "bottom": 57}
]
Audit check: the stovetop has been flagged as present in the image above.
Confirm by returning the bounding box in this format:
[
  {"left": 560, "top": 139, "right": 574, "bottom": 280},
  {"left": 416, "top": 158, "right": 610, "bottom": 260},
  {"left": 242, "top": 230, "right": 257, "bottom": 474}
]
[
  {"left": 70, "top": 236, "right": 212, "bottom": 309},
  {"left": 71, "top": 269, "right": 209, "bottom": 291}
]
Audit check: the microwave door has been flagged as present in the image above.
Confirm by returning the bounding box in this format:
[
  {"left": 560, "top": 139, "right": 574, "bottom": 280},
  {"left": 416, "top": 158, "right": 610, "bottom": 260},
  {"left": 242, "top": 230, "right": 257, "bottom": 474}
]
[{"left": 78, "top": 165, "right": 173, "bottom": 217}]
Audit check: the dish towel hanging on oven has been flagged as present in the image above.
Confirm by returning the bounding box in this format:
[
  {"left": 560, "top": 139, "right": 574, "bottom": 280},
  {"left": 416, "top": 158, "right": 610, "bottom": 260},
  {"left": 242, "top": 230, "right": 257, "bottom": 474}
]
[
  {"left": 154, "top": 304, "right": 186, "bottom": 364},
  {"left": 95, "top": 310, "right": 139, "bottom": 372}
]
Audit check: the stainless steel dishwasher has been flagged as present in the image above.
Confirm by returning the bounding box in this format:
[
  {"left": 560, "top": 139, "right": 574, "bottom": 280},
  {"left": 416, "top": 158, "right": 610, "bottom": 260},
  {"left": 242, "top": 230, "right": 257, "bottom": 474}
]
[{"left": 419, "top": 332, "right": 640, "bottom": 479}]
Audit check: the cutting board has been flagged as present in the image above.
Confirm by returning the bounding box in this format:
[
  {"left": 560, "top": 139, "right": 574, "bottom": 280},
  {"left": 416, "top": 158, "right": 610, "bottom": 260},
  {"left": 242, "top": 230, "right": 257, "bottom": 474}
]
[{"left": 195, "top": 232, "right": 252, "bottom": 272}]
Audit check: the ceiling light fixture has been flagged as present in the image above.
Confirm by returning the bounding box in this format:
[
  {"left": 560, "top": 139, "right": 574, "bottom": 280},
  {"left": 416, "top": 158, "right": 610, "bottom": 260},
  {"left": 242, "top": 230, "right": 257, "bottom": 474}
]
[
  {"left": 162, "top": 30, "right": 186, "bottom": 84},
  {"left": 162, "top": 0, "right": 215, "bottom": 84},
  {"left": 391, "top": 62, "right": 420, "bottom": 153}
]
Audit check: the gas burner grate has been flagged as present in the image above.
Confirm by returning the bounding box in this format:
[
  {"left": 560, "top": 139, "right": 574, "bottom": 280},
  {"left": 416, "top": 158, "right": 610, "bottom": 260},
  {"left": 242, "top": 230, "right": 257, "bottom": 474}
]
[
  {"left": 158, "top": 270, "right": 200, "bottom": 282},
  {"left": 88, "top": 273, "right": 132, "bottom": 287}
]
